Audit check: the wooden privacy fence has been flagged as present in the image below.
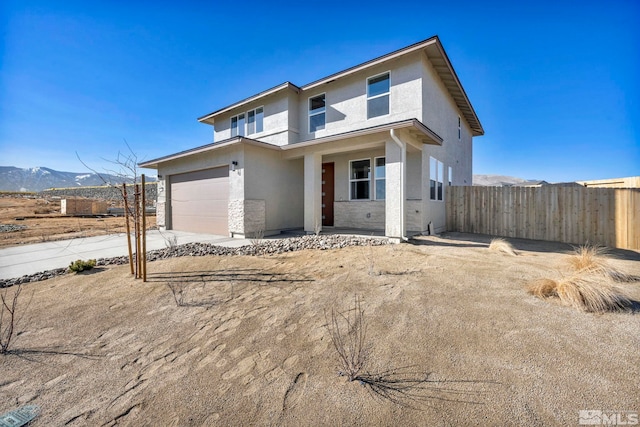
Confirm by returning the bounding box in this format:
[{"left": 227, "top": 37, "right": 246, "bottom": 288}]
[{"left": 446, "top": 186, "right": 640, "bottom": 250}]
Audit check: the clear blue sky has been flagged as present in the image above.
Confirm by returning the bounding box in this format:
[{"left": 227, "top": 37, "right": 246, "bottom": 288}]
[{"left": 1, "top": 0, "right": 638, "bottom": 182}]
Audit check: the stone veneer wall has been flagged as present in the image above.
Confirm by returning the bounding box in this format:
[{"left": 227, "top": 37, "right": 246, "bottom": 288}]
[
  {"left": 333, "top": 200, "right": 424, "bottom": 233},
  {"left": 228, "top": 199, "right": 266, "bottom": 237},
  {"left": 334, "top": 201, "right": 384, "bottom": 229}
]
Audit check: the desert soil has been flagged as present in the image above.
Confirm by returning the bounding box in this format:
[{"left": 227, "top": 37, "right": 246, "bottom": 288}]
[
  {"left": 1, "top": 233, "right": 639, "bottom": 426},
  {"left": 0, "top": 196, "right": 155, "bottom": 248}
]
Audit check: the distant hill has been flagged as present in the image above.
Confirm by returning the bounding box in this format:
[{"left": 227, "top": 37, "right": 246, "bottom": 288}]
[
  {"left": 0, "top": 166, "right": 155, "bottom": 192},
  {"left": 473, "top": 174, "right": 544, "bottom": 187}
]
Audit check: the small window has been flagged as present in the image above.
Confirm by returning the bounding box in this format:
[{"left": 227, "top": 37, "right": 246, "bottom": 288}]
[
  {"left": 350, "top": 159, "right": 370, "bottom": 200},
  {"left": 374, "top": 157, "right": 385, "bottom": 200},
  {"left": 231, "top": 113, "right": 245, "bottom": 137},
  {"left": 458, "top": 116, "right": 461, "bottom": 140},
  {"left": 309, "top": 94, "right": 326, "bottom": 133},
  {"left": 247, "top": 107, "right": 264, "bottom": 135},
  {"left": 367, "top": 72, "right": 390, "bottom": 119},
  {"left": 430, "top": 157, "right": 444, "bottom": 201}
]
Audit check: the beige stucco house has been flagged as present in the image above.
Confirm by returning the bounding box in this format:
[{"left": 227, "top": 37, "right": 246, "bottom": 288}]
[{"left": 140, "top": 36, "right": 483, "bottom": 241}]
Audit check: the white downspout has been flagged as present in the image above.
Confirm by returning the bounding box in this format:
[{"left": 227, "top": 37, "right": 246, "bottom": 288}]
[{"left": 390, "top": 129, "right": 406, "bottom": 241}]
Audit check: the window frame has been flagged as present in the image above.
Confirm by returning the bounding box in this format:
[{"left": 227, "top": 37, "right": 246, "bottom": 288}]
[
  {"left": 374, "top": 156, "right": 386, "bottom": 200},
  {"left": 429, "top": 157, "right": 444, "bottom": 202},
  {"left": 366, "top": 71, "right": 390, "bottom": 120},
  {"left": 349, "top": 158, "right": 371, "bottom": 201},
  {"left": 308, "top": 93, "right": 326, "bottom": 133},
  {"left": 247, "top": 106, "right": 264, "bottom": 135}
]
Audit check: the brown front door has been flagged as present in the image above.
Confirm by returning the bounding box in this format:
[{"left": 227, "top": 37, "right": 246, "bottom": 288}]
[{"left": 322, "top": 162, "right": 334, "bottom": 226}]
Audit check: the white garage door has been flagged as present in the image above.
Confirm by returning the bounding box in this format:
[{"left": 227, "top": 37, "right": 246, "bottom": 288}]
[{"left": 170, "top": 167, "right": 229, "bottom": 234}]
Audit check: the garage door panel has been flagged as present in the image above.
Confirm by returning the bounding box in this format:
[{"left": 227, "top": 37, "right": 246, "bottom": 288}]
[{"left": 170, "top": 166, "right": 229, "bottom": 235}]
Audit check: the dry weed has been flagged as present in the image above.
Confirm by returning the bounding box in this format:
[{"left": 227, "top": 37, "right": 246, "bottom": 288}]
[
  {"left": 249, "top": 227, "right": 265, "bottom": 246},
  {"left": 489, "top": 238, "right": 517, "bottom": 256},
  {"left": 326, "top": 295, "right": 369, "bottom": 381},
  {"left": 528, "top": 274, "right": 631, "bottom": 313},
  {"left": 1, "top": 283, "right": 32, "bottom": 354},
  {"left": 556, "top": 275, "right": 631, "bottom": 312},
  {"left": 527, "top": 278, "right": 558, "bottom": 298},
  {"left": 566, "top": 245, "right": 631, "bottom": 281}
]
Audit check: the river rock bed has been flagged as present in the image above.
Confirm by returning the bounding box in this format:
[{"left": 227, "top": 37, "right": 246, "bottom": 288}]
[{"left": 0, "top": 224, "right": 28, "bottom": 233}]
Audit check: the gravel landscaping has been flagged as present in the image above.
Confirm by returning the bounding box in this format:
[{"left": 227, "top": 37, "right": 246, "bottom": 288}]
[{"left": 0, "top": 224, "right": 27, "bottom": 233}]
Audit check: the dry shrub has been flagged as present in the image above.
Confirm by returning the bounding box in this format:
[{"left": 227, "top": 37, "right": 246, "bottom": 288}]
[
  {"left": 489, "top": 238, "right": 517, "bottom": 256},
  {"left": 566, "top": 245, "right": 631, "bottom": 282},
  {"left": 528, "top": 275, "right": 631, "bottom": 312}
]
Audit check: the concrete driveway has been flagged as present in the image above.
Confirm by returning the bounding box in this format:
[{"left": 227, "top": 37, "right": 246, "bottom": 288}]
[{"left": 0, "top": 230, "right": 250, "bottom": 280}]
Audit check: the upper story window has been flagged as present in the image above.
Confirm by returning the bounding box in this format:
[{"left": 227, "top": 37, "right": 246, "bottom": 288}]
[
  {"left": 309, "top": 94, "right": 326, "bottom": 133},
  {"left": 367, "top": 72, "right": 390, "bottom": 119},
  {"left": 350, "top": 159, "right": 370, "bottom": 200},
  {"left": 430, "top": 157, "right": 444, "bottom": 201},
  {"left": 247, "top": 107, "right": 264, "bottom": 135},
  {"left": 458, "top": 116, "right": 461, "bottom": 140},
  {"left": 231, "top": 113, "right": 245, "bottom": 137}
]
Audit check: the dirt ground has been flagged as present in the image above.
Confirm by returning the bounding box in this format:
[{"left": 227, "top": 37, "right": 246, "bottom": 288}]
[
  {"left": 1, "top": 234, "right": 639, "bottom": 426},
  {"left": 0, "top": 196, "right": 155, "bottom": 248}
]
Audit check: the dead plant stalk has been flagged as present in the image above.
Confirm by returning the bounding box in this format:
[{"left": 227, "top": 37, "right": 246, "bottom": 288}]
[
  {"left": 326, "top": 295, "right": 369, "bottom": 381},
  {"left": 1, "top": 284, "right": 23, "bottom": 354}
]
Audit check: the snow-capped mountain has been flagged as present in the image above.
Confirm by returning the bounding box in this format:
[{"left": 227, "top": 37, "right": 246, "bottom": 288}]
[
  {"left": 473, "top": 174, "right": 543, "bottom": 186},
  {"left": 0, "top": 166, "right": 155, "bottom": 192}
]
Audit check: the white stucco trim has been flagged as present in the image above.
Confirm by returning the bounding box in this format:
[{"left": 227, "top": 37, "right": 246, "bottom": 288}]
[
  {"left": 282, "top": 118, "right": 442, "bottom": 153},
  {"left": 389, "top": 129, "right": 407, "bottom": 240},
  {"left": 139, "top": 137, "right": 280, "bottom": 169}
]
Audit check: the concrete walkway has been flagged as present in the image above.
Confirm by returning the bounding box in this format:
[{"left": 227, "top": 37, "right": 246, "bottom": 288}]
[{"left": 0, "top": 231, "right": 250, "bottom": 280}]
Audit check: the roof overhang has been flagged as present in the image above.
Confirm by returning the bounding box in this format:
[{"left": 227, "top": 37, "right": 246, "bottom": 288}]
[
  {"left": 423, "top": 41, "right": 484, "bottom": 136},
  {"left": 138, "top": 137, "right": 280, "bottom": 169},
  {"left": 284, "top": 118, "right": 441, "bottom": 151},
  {"left": 197, "top": 82, "right": 300, "bottom": 125},
  {"left": 281, "top": 119, "right": 442, "bottom": 159}
]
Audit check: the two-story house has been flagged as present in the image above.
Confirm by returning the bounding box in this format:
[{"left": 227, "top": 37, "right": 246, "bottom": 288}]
[{"left": 140, "top": 36, "right": 484, "bottom": 241}]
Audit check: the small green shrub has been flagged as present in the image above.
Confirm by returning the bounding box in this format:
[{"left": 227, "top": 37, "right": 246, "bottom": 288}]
[{"left": 69, "top": 259, "right": 97, "bottom": 273}]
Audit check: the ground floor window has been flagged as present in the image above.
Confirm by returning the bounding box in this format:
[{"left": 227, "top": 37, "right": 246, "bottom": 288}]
[
  {"left": 374, "top": 157, "right": 385, "bottom": 200},
  {"left": 430, "top": 157, "right": 444, "bottom": 201},
  {"left": 350, "top": 159, "right": 370, "bottom": 200}
]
